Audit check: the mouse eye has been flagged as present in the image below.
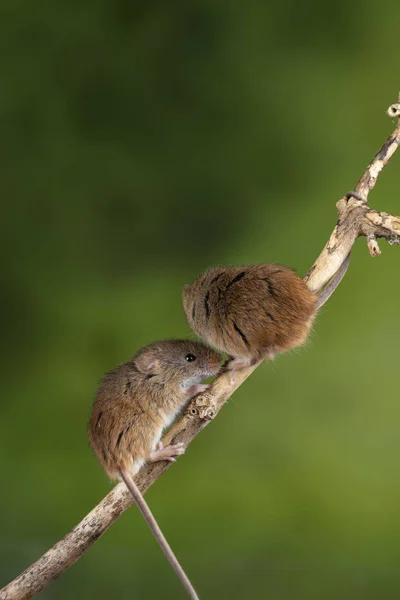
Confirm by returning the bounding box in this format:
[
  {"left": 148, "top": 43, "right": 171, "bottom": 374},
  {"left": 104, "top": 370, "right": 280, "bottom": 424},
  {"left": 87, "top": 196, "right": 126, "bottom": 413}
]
[{"left": 185, "top": 353, "right": 196, "bottom": 362}]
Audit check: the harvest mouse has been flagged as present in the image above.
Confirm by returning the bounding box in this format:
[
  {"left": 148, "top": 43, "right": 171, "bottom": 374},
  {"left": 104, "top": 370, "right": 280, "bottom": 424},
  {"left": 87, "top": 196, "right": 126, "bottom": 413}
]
[
  {"left": 182, "top": 255, "right": 349, "bottom": 376},
  {"left": 88, "top": 339, "right": 221, "bottom": 600}
]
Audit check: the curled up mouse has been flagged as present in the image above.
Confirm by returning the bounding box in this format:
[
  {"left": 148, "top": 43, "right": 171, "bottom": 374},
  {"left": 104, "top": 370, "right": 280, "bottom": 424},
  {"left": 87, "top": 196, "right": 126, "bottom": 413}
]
[
  {"left": 88, "top": 339, "right": 221, "bottom": 600},
  {"left": 182, "top": 256, "right": 349, "bottom": 379}
]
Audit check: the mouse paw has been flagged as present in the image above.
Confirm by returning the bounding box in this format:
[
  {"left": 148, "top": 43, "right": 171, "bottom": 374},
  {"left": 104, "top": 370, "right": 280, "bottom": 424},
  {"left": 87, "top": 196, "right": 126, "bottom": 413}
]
[
  {"left": 150, "top": 441, "right": 185, "bottom": 464},
  {"left": 225, "top": 358, "right": 252, "bottom": 384},
  {"left": 185, "top": 383, "right": 209, "bottom": 399}
]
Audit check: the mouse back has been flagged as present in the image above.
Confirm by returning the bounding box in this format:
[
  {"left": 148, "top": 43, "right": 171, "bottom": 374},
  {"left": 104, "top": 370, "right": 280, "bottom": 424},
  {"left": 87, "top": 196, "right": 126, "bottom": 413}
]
[{"left": 183, "top": 265, "right": 317, "bottom": 361}]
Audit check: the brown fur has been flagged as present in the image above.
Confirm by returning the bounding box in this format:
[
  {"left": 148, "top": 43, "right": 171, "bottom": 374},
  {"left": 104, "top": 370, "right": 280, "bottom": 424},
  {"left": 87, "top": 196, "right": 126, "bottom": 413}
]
[
  {"left": 88, "top": 340, "right": 221, "bottom": 479},
  {"left": 182, "top": 265, "right": 317, "bottom": 362}
]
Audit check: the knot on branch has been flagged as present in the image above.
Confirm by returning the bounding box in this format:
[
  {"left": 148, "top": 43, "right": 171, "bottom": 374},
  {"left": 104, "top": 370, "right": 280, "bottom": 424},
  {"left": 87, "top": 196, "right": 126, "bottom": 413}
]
[
  {"left": 336, "top": 195, "right": 366, "bottom": 218},
  {"left": 387, "top": 103, "right": 400, "bottom": 119},
  {"left": 187, "top": 392, "right": 217, "bottom": 421},
  {"left": 364, "top": 233, "right": 381, "bottom": 256}
]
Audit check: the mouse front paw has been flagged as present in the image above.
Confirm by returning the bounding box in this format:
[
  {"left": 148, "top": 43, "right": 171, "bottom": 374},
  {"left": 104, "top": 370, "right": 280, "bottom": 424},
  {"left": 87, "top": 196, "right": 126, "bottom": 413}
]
[{"left": 185, "top": 383, "right": 209, "bottom": 399}]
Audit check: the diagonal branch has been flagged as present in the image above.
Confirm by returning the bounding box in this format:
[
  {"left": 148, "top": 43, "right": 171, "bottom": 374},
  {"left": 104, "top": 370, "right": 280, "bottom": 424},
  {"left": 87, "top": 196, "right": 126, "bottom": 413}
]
[{"left": 1, "top": 93, "right": 400, "bottom": 600}]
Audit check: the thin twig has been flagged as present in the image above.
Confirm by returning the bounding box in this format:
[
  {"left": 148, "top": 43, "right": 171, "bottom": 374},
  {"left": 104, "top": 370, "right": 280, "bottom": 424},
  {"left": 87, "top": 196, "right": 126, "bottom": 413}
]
[
  {"left": 1, "top": 94, "right": 400, "bottom": 600},
  {"left": 304, "top": 91, "right": 400, "bottom": 292}
]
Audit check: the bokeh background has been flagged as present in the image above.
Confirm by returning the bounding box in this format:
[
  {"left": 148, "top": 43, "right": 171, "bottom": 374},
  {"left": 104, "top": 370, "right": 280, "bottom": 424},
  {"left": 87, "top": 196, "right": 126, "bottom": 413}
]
[{"left": 1, "top": 1, "right": 400, "bottom": 598}]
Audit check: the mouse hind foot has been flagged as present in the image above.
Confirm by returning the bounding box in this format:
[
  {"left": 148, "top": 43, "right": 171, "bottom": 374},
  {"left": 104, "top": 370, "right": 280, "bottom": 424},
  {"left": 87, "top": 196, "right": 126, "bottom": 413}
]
[
  {"left": 224, "top": 357, "right": 253, "bottom": 384},
  {"left": 150, "top": 441, "right": 185, "bottom": 464}
]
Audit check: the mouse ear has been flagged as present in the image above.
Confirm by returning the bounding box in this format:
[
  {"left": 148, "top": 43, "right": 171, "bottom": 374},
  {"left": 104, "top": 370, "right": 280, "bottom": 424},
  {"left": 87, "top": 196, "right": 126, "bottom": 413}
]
[{"left": 134, "top": 350, "right": 161, "bottom": 375}]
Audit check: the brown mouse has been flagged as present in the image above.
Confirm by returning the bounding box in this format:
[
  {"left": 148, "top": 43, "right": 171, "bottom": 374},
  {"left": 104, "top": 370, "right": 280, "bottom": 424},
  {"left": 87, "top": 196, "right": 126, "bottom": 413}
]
[
  {"left": 182, "top": 256, "right": 349, "bottom": 376},
  {"left": 88, "top": 339, "right": 221, "bottom": 600}
]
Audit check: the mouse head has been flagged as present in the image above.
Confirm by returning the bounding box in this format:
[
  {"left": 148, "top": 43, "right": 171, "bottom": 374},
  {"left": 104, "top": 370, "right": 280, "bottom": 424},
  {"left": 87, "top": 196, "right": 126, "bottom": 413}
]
[{"left": 134, "top": 339, "right": 221, "bottom": 385}]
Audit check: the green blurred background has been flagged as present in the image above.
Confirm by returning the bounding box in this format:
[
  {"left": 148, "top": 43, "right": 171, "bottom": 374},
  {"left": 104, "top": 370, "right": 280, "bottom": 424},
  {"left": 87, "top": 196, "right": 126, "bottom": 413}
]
[{"left": 1, "top": 1, "right": 400, "bottom": 598}]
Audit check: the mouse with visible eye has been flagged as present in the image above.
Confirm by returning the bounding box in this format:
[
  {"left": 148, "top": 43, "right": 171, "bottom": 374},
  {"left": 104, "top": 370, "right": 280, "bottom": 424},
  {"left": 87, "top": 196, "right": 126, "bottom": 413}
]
[
  {"left": 88, "top": 339, "right": 221, "bottom": 600},
  {"left": 182, "top": 257, "right": 349, "bottom": 377}
]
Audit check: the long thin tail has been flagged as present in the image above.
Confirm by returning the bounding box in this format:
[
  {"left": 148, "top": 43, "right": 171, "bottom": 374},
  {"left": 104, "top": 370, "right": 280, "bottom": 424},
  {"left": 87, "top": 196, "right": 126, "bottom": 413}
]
[
  {"left": 315, "top": 252, "right": 351, "bottom": 309},
  {"left": 119, "top": 470, "right": 200, "bottom": 600}
]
